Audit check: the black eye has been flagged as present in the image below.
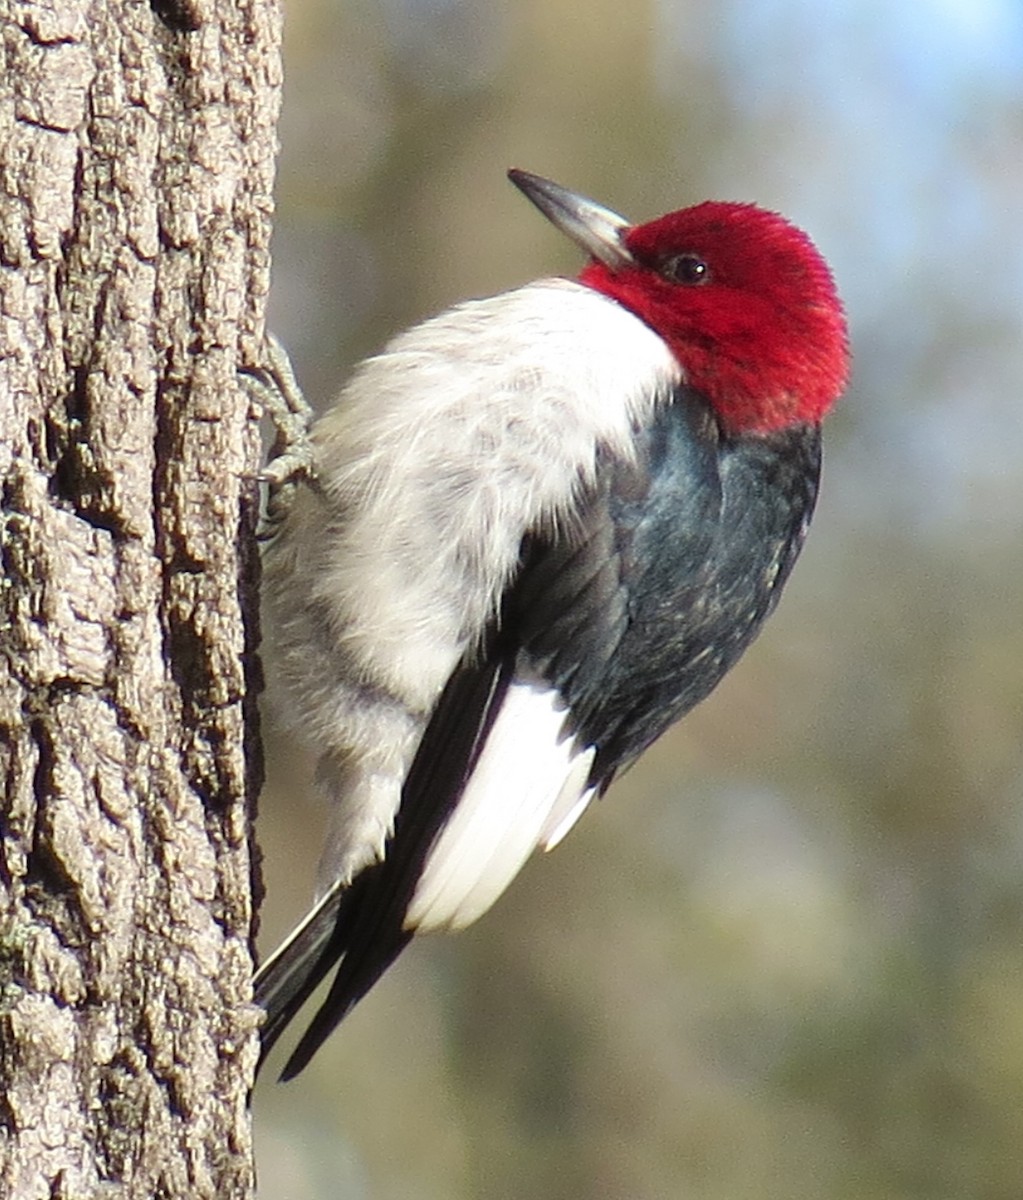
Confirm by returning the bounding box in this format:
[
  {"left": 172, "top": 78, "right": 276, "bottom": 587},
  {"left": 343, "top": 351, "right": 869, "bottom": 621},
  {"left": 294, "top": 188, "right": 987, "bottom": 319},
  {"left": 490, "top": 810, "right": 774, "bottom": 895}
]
[{"left": 663, "top": 253, "right": 710, "bottom": 285}]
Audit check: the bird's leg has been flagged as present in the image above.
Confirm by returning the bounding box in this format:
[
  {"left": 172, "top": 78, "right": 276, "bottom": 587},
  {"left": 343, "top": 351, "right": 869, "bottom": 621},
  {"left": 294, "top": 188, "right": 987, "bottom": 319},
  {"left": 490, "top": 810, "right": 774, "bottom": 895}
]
[{"left": 240, "top": 334, "right": 318, "bottom": 531}]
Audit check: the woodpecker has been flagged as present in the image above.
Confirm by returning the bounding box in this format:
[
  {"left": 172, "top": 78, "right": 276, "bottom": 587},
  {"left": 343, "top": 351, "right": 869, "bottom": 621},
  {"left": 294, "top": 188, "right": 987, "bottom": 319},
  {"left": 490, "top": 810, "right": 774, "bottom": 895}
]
[{"left": 256, "top": 169, "right": 849, "bottom": 1079}]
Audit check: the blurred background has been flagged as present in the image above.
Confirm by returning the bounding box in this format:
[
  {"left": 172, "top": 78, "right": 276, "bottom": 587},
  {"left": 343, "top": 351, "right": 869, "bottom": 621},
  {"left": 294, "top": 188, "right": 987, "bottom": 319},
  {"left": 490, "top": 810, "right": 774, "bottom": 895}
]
[{"left": 254, "top": 0, "right": 1023, "bottom": 1195}]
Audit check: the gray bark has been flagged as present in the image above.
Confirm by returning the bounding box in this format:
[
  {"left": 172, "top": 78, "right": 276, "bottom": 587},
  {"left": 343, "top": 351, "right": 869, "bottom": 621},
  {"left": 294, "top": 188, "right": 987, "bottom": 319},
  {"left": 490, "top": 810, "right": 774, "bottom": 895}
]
[{"left": 0, "top": 1, "right": 280, "bottom": 1196}]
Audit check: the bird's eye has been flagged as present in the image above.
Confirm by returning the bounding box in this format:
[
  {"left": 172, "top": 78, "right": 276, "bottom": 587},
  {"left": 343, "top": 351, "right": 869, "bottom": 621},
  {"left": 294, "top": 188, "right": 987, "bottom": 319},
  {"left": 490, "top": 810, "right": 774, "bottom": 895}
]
[{"left": 663, "top": 254, "right": 710, "bottom": 285}]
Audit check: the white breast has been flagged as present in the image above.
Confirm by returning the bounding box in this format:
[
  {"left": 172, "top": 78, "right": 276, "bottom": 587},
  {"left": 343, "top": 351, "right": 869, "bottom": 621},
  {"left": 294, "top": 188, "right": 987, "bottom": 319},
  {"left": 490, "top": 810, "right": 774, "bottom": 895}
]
[{"left": 313, "top": 278, "right": 680, "bottom": 708}]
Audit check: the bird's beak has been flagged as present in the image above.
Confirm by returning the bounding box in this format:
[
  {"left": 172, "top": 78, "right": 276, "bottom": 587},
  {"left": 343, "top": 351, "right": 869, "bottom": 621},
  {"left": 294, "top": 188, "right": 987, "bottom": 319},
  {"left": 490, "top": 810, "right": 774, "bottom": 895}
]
[{"left": 508, "top": 169, "right": 635, "bottom": 272}]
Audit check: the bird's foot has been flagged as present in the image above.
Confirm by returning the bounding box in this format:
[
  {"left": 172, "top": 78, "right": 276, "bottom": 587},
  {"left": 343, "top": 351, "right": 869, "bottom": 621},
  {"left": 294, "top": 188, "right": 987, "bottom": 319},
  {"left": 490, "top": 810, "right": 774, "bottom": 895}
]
[{"left": 240, "top": 334, "right": 317, "bottom": 532}]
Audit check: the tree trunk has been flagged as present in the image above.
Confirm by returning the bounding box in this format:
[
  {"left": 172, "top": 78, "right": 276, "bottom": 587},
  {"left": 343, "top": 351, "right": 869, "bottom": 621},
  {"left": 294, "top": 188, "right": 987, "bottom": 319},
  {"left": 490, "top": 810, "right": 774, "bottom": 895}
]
[{"left": 0, "top": 1, "right": 280, "bottom": 1196}]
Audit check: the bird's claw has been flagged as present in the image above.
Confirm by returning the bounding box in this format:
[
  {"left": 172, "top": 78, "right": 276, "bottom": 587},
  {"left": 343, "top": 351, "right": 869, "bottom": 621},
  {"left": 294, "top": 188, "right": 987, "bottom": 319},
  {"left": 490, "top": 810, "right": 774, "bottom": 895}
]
[{"left": 240, "top": 334, "right": 318, "bottom": 532}]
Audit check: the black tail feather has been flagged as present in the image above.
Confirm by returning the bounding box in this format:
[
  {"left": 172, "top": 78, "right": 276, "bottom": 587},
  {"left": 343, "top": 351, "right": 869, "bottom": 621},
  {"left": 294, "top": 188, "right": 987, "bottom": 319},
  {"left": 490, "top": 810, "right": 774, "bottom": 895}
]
[
  {"left": 254, "top": 882, "right": 354, "bottom": 1071},
  {"left": 278, "top": 923, "right": 414, "bottom": 1080},
  {"left": 257, "top": 649, "right": 514, "bottom": 1079}
]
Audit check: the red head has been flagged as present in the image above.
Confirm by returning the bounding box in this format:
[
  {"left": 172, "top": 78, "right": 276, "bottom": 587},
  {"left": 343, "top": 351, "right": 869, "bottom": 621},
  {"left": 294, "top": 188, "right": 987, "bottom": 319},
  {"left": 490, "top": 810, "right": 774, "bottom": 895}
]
[{"left": 510, "top": 171, "right": 850, "bottom": 436}]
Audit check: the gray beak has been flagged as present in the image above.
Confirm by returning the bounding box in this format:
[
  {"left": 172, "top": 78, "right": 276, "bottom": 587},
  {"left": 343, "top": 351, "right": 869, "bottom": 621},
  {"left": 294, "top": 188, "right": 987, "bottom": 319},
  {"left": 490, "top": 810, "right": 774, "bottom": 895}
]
[{"left": 508, "top": 169, "right": 635, "bottom": 272}]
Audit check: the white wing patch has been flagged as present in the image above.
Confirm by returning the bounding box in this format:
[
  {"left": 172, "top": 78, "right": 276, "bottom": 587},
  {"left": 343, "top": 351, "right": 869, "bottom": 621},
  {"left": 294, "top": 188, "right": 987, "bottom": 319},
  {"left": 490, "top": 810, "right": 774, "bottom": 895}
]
[
  {"left": 405, "top": 682, "right": 595, "bottom": 933},
  {"left": 539, "top": 766, "right": 597, "bottom": 851}
]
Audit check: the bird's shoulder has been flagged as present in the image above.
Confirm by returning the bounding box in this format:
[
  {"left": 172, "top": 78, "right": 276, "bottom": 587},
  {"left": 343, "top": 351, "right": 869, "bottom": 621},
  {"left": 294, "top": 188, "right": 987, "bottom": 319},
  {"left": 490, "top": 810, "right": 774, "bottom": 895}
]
[{"left": 507, "top": 385, "right": 822, "bottom": 781}]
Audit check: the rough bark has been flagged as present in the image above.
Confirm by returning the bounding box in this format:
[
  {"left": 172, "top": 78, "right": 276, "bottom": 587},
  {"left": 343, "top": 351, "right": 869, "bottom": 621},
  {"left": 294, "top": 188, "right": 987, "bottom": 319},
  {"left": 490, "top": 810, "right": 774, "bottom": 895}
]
[{"left": 0, "top": 1, "right": 280, "bottom": 1196}]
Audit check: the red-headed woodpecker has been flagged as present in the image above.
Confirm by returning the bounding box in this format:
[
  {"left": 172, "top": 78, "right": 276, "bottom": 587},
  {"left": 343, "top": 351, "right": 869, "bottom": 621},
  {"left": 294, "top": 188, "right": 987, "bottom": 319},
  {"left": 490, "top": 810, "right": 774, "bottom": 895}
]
[{"left": 256, "top": 170, "right": 850, "bottom": 1079}]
